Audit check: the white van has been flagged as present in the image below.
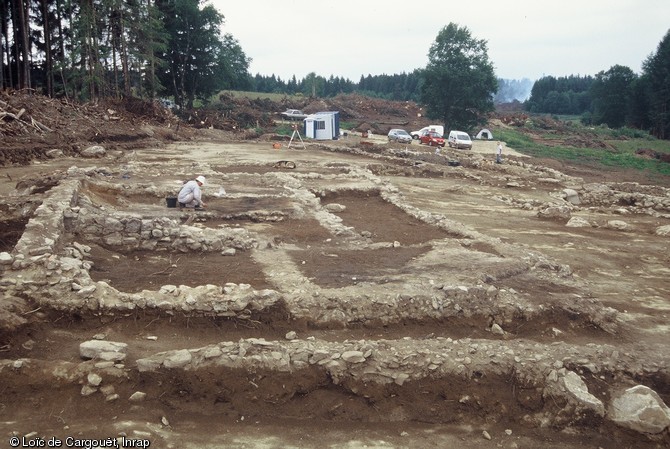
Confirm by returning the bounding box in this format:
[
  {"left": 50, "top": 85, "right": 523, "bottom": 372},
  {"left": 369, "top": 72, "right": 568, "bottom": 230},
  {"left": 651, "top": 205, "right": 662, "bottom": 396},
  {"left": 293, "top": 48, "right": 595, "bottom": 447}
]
[
  {"left": 448, "top": 130, "right": 472, "bottom": 149},
  {"left": 411, "top": 125, "right": 444, "bottom": 140}
]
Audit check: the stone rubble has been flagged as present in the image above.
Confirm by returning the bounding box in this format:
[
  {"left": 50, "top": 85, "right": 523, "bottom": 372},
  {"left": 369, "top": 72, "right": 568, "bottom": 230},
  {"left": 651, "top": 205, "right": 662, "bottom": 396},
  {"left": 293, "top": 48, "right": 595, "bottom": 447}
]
[{"left": 1, "top": 156, "right": 669, "bottom": 440}]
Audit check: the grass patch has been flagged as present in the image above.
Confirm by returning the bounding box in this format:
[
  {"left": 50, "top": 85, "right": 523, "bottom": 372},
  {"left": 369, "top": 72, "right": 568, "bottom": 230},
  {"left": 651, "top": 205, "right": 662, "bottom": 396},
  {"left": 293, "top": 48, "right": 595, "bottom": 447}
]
[
  {"left": 610, "top": 138, "right": 670, "bottom": 154},
  {"left": 494, "top": 127, "right": 670, "bottom": 177}
]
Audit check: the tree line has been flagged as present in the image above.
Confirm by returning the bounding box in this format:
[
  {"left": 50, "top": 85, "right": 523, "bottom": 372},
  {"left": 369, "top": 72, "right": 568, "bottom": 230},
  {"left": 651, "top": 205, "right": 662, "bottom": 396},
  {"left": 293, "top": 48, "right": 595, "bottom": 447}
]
[
  {"left": 249, "top": 71, "right": 529, "bottom": 105},
  {"left": 0, "top": 0, "right": 523, "bottom": 109},
  {"left": 2, "top": 0, "right": 668, "bottom": 138},
  {"left": 525, "top": 29, "right": 670, "bottom": 139},
  {"left": 249, "top": 71, "right": 424, "bottom": 102}
]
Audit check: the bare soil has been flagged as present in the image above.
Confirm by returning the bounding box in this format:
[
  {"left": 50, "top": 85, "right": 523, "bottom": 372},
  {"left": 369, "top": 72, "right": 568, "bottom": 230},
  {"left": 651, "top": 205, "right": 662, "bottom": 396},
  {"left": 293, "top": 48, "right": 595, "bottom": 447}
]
[{"left": 1, "top": 92, "right": 669, "bottom": 448}]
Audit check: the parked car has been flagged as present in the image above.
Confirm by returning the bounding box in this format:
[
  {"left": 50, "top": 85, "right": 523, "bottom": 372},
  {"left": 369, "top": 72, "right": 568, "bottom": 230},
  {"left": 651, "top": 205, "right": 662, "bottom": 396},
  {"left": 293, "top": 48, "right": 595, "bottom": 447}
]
[
  {"left": 281, "top": 109, "right": 308, "bottom": 120},
  {"left": 448, "top": 130, "right": 472, "bottom": 149},
  {"left": 418, "top": 130, "right": 445, "bottom": 147},
  {"left": 411, "top": 125, "right": 444, "bottom": 140},
  {"left": 387, "top": 129, "right": 413, "bottom": 144}
]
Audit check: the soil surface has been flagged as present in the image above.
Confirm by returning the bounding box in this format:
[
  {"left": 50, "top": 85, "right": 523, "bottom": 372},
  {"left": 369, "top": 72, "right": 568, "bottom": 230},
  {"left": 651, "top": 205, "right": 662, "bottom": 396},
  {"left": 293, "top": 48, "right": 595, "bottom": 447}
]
[{"left": 1, "top": 92, "right": 670, "bottom": 449}]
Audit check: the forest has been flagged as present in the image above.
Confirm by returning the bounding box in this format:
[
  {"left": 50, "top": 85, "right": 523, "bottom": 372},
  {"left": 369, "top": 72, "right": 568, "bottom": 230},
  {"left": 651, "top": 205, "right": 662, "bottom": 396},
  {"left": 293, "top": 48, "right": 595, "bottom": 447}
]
[
  {"left": 524, "top": 55, "right": 669, "bottom": 139},
  {"left": 1, "top": 0, "right": 669, "bottom": 138},
  {"left": 1, "top": 0, "right": 251, "bottom": 108}
]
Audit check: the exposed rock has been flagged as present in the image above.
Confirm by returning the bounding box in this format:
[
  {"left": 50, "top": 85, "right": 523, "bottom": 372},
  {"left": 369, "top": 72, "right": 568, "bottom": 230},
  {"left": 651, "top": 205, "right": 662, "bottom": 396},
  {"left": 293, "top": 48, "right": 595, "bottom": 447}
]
[
  {"left": 560, "top": 371, "right": 605, "bottom": 416},
  {"left": 537, "top": 205, "right": 571, "bottom": 221},
  {"left": 609, "top": 385, "right": 670, "bottom": 434},
  {"left": 566, "top": 217, "right": 591, "bottom": 228},
  {"left": 394, "top": 373, "right": 410, "bottom": 385},
  {"left": 129, "top": 391, "right": 147, "bottom": 402},
  {"left": 655, "top": 225, "right": 670, "bottom": 236},
  {"left": 606, "top": 220, "right": 630, "bottom": 231},
  {"left": 80, "top": 340, "right": 128, "bottom": 361},
  {"left": 81, "top": 385, "right": 97, "bottom": 396},
  {"left": 285, "top": 331, "right": 298, "bottom": 340},
  {"left": 87, "top": 373, "right": 102, "bottom": 387},
  {"left": 341, "top": 350, "right": 366, "bottom": 363},
  {"left": 136, "top": 358, "right": 161, "bottom": 372},
  {"left": 324, "top": 203, "right": 346, "bottom": 212},
  {"left": 491, "top": 323, "right": 505, "bottom": 335},
  {"left": 163, "top": 349, "right": 192, "bottom": 368},
  {"left": 0, "top": 252, "right": 13, "bottom": 265},
  {"left": 80, "top": 145, "right": 106, "bottom": 158},
  {"left": 562, "top": 188, "right": 581, "bottom": 205},
  {"left": 46, "top": 149, "right": 64, "bottom": 158}
]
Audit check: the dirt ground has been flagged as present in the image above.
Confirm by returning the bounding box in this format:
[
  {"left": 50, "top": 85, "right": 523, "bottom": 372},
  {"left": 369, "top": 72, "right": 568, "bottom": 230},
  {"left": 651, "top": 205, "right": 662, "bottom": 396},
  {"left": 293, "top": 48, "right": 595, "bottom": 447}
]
[{"left": 1, "top": 92, "right": 670, "bottom": 448}]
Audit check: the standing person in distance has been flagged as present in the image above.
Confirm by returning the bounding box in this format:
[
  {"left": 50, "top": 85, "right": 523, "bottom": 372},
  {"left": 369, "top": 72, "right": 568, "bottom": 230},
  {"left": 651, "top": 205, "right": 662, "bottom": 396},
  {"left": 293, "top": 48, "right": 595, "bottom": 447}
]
[
  {"left": 496, "top": 141, "right": 503, "bottom": 164},
  {"left": 178, "top": 175, "right": 207, "bottom": 209}
]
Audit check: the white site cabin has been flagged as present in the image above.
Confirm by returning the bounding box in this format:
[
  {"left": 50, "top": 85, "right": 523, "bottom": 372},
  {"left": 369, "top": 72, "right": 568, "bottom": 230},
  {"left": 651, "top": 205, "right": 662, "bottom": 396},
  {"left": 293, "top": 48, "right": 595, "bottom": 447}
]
[{"left": 303, "top": 111, "right": 340, "bottom": 140}]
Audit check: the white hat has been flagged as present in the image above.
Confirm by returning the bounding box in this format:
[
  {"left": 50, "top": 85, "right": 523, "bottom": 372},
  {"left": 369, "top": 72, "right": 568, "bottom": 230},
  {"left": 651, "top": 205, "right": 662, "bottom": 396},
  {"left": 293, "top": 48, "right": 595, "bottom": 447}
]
[{"left": 196, "top": 176, "right": 206, "bottom": 185}]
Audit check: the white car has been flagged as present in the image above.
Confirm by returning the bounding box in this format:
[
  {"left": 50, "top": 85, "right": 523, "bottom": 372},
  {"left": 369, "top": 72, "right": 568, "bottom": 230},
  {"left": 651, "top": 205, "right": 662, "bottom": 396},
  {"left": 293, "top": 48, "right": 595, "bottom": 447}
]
[
  {"left": 447, "top": 130, "right": 472, "bottom": 149},
  {"left": 387, "top": 129, "right": 413, "bottom": 144},
  {"left": 281, "top": 109, "right": 308, "bottom": 120},
  {"left": 411, "top": 125, "right": 444, "bottom": 140}
]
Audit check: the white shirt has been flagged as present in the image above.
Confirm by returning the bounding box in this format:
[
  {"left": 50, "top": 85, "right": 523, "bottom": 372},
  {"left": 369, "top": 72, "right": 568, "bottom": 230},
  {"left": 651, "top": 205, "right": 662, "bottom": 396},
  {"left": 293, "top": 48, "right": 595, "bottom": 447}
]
[{"left": 177, "top": 180, "right": 202, "bottom": 204}]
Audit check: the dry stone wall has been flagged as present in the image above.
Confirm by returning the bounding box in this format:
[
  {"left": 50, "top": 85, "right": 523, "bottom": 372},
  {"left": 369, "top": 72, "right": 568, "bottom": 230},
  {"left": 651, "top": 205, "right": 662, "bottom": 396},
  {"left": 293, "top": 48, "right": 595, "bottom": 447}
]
[{"left": 1, "top": 176, "right": 280, "bottom": 319}]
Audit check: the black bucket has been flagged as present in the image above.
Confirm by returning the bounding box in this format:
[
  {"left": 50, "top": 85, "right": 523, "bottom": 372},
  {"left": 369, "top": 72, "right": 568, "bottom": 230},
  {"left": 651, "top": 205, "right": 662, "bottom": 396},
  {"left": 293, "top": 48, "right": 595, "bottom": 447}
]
[{"left": 166, "top": 196, "right": 178, "bottom": 208}]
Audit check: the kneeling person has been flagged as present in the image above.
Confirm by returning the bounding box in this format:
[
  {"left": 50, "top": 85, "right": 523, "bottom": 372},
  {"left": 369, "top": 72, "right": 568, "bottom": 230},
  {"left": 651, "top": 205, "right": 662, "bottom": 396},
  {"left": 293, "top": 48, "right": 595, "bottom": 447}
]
[{"left": 178, "top": 175, "right": 207, "bottom": 208}]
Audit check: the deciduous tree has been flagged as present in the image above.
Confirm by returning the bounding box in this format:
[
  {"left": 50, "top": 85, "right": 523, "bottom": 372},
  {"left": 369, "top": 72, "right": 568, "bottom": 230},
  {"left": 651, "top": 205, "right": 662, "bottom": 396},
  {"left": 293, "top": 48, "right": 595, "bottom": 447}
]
[
  {"left": 156, "top": 0, "right": 249, "bottom": 108},
  {"left": 590, "top": 65, "right": 637, "bottom": 128},
  {"left": 420, "top": 23, "right": 497, "bottom": 132}
]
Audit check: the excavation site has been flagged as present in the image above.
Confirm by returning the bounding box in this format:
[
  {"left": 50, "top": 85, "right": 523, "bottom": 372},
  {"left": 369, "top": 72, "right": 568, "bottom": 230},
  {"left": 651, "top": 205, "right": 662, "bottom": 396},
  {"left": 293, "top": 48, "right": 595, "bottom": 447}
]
[{"left": 1, "top": 134, "right": 670, "bottom": 448}]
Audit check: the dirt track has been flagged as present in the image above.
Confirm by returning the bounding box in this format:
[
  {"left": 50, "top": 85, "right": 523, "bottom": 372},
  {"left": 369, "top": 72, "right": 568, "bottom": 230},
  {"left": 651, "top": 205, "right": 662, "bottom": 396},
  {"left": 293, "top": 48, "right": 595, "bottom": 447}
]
[{"left": 1, "top": 132, "right": 669, "bottom": 448}]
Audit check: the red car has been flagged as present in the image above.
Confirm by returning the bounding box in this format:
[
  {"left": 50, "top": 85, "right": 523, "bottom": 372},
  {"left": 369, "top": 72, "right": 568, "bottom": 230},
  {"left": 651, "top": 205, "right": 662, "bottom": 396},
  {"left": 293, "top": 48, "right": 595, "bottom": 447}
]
[{"left": 418, "top": 130, "right": 445, "bottom": 147}]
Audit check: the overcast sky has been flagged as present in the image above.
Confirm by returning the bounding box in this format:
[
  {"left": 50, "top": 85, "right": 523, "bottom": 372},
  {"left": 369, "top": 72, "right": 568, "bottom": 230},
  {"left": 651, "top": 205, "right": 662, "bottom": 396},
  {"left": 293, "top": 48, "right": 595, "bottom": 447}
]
[{"left": 210, "top": 0, "right": 669, "bottom": 82}]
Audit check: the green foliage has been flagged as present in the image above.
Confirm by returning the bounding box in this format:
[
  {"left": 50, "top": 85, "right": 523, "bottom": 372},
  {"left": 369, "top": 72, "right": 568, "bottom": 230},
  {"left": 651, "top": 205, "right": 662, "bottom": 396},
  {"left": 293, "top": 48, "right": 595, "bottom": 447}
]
[
  {"left": 274, "top": 123, "right": 295, "bottom": 136},
  {"left": 580, "top": 111, "right": 593, "bottom": 126},
  {"left": 525, "top": 75, "right": 593, "bottom": 115},
  {"left": 643, "top": 29, "right": 670, "bottom": 139},
  {"left": 156, "top": 0, "right": 250, "bottom": 108},
  {"left": 590, "top": 65, "right": 637, "bottom": 128},
  {"left": 493, "top": 129, "right": 536, "bottom": 151},
  {"left": 302, "top": 72, "right": 326, "bottom": 97},
  {"left": 610, "top": 127, "right": 652, "bottom": 139},
  {"left": 248, "top": 71, "right": 422, "bottom": 101},
  {"left": 494, "top": 127, "right": 670, "bottom": 177},
  {"left": 420, "top": 23, "right": 497, "bottom": 132},
  {"left": 524, "top": 29, "right": 670, "bottom": 140},
  {"left": 135, "top": 1, "right": 169, "bottom": 99},
  {"left": 216, "top": 34, "right": 252, "bottom": 92}
]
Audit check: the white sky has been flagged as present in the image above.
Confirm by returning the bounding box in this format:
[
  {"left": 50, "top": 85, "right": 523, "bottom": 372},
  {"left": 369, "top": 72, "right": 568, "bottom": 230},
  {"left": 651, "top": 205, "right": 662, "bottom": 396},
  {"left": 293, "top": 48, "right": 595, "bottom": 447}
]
[{"left": 209, "top": 0, "right": 669, "bottom": 82}]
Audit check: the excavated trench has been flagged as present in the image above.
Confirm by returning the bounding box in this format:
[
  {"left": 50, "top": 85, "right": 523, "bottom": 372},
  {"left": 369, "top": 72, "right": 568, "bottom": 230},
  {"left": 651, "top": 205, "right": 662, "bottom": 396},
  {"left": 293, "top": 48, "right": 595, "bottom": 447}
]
[
  {"left": 0, "top": 217, "right": 28, "bottom": 252},
  {"left": 1, "top": 145, "right": 669, "bottom": 448}
]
